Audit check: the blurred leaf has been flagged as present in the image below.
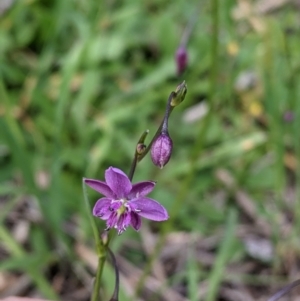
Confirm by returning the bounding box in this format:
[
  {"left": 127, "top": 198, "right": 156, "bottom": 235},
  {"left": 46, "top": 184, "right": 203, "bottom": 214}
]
[{"left": 205, "top": 208, "right": 238, "bottom": 301}]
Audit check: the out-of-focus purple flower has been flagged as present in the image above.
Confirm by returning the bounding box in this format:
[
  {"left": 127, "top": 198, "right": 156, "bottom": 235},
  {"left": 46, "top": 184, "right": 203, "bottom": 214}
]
[
  {"left": 176, "top": 45, "right": 188, "bottom": 76},
  {"left": 84, "top": 167, "right": 168, "bottom": 234},
  {"left": 283, "top": 111, "right": 294, "bottom": 122},
  {"left": 151, "top": 133, "right": 173, "bottom": 169}
]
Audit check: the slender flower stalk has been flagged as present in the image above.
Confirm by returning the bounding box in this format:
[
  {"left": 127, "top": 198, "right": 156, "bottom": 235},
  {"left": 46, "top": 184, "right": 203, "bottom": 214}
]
[
  {"left": 108, "top": 247, "right": 119, "bottom": 301},
  {"left": 91, "top": 255, "right": 106, "bottom": 301}
]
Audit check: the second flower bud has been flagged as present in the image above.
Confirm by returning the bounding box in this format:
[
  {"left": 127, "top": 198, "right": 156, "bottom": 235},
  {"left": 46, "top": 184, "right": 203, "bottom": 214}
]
[{"left": 151, "top": 133, "right": 173, "bottom": 169}]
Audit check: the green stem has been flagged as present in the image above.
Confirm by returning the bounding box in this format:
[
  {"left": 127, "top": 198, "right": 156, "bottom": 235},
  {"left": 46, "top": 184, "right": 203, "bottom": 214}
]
[
  {"left": 128, "top": 155, "right": 138, "bottom": 182},
  {"left": 180, "top": 6, "right": 199, "bottom": 47},
  {"left": 91, "top": 254, "right": 107, "bottom": 301}
]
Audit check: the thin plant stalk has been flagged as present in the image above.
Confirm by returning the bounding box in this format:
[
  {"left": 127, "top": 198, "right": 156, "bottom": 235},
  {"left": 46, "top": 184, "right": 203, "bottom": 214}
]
[
  {"left": 91, "top": 255, "right": 106, "bottom": 301},
  {"left": 267, "top": 279, "right": 300, "bottom": 301},
  {"left": 108, "top": 247, "right": 120, "bottom": 301}
]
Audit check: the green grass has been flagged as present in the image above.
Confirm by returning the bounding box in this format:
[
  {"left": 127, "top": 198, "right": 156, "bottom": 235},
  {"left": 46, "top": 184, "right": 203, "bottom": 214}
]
[{"left": 1, "top": 0, "right": 300, "bottom": 300}]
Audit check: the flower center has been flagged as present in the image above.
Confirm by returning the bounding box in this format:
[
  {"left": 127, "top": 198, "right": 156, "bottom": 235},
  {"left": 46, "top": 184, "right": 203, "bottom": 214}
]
[{"left": 115, "top": 198, "right": 129, "bottom": 216}]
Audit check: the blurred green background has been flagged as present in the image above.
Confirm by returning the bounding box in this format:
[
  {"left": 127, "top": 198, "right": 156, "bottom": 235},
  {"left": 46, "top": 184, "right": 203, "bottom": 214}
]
[{"left": 1, "top": 0, "right": 300, "bottom": 300}]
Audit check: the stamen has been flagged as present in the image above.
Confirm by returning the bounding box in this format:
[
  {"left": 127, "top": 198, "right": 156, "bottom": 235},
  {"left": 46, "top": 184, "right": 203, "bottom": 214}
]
[{"left": 135, "top": 209, "right": 141, "bottom": 212}]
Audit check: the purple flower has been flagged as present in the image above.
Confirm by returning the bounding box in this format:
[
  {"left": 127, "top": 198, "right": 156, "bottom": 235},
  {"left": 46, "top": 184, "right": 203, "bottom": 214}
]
[{"left": 84, "top": 167, "right": 169, "bottom": 234}]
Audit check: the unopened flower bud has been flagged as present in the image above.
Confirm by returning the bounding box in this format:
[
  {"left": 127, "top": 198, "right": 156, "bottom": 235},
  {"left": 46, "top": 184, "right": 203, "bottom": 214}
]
[
  {"left": 171, "top": 80, "right": 187, "bottom": 107},
  {"left": 101, "top": 231, "right": 109, "bottom": 246},
  {"left": 136, "top": 143, "right": 146, "bottom": 155},
  {"left": 151, "top": 133, "right": 173, "bottom": 169},
  {"left": 176, "top": 46, "right": 188, "bottom": 76}
]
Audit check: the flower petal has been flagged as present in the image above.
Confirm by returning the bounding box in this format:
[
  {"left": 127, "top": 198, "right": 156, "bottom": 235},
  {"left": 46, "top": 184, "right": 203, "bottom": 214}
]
[
  {"left": 105, "top": 167, "right": 132, "bottom": 198},
  {"left": 84, "top": 178, "right": 114, "bottom": 198},
  {"left": 93, "top": 198, "right": 113, "bottom": 220},
  {"left": 129, "top": 197, "right": 169, "bottom": 221},
  {"left": 130, "top": 212, "right": 141, "bottom": 230},
  {"left": 116, "top": 212, "right": 131, "bottom": 235},
  {"left": 129, "top": 181, "right": 156, "bottom": 198},
  {"left": 109, "top": 201, "right": 122, "bottom": 211},
  {"left": 106, "top": 212, "right": 118, "bottom": 229}
]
